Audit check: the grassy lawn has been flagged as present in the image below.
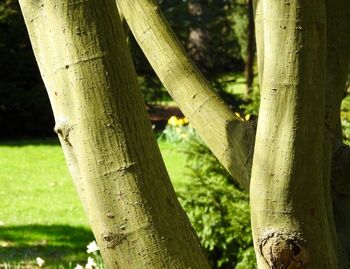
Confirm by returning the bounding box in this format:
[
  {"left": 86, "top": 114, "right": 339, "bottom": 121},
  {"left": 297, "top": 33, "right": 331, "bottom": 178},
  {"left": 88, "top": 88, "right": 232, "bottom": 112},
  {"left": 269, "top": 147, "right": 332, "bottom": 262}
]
[{"left": 0, "top": 139, "right": 188, "bottom": 268}]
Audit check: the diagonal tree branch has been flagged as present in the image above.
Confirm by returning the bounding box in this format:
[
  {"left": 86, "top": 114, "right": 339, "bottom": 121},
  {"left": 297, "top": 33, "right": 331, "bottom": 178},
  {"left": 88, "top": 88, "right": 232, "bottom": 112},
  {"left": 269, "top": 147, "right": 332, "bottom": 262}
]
[{"left": 117, "top": 0, "right": 256, "bottom": 191}]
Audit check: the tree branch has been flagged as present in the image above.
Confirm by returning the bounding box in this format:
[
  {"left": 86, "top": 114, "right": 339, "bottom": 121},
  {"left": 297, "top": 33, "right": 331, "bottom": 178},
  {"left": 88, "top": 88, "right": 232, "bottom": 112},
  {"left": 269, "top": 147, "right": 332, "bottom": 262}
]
[{"left": 117, "top": 0, "right": 255, "bottom": 190}]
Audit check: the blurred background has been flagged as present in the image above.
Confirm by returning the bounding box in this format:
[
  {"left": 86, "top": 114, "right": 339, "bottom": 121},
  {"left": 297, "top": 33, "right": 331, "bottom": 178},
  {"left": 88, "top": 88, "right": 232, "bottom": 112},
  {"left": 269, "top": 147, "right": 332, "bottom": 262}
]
[{"left": 0, "top": 0, "right": 258, "bottom": 138}]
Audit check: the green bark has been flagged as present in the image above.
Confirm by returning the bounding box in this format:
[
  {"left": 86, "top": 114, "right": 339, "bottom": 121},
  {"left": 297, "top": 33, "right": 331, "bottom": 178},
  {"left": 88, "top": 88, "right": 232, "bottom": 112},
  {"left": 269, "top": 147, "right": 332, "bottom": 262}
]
[
  {"left": 250, "top": 1, "right": 337, "bottom": 268},
  {"left": 253, "top": 0, "right": 350, "bottom": 267},
  {"left": 19, "top": 1, "right": 210, "bottom": 268},
  {"left": 117, "top": 0, "right": 256, "bottom": 190}
]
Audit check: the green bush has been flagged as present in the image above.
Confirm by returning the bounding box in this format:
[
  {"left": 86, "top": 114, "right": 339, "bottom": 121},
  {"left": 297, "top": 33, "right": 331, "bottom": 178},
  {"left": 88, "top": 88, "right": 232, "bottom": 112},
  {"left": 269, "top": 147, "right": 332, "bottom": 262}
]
[
  {"left": 240, "top": 87, "right": 260, "bottom": 116},
  {"left": 178, "top": 137, "right": 256, "bottom": 269}
]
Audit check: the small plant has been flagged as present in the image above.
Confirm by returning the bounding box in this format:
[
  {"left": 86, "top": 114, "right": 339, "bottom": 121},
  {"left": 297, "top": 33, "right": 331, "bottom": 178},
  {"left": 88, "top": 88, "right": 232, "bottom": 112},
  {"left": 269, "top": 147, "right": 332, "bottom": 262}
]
[
  {"left": 178, "top": 137, "right": 256, "bottom": 269},
  {"left": 36, "top": 257, "right": 45, "bottom": 267},
  {"left": 239, "top": 87, "right": 260, "bottom": 116},
  {"left": 159, "top": 116, "right": 196, "bottom": 143},
  {"left": 5, "top": 241, "right": 107, "bottom": 269},
  {"left": 80, "top": 241, "right": 104, "bottom": 269}
]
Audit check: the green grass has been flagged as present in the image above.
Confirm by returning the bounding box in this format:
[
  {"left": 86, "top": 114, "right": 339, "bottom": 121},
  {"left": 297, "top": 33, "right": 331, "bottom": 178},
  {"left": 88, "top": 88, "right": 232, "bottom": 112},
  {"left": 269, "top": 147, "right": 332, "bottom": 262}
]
[
  {"left": 0, "top": 139, "right": 188, "bottom": 268},
  {"left": 157, "top": 140, "right": 189, "bottom": 187},
  {"left": 0, "top": 140, "right": 87, "bottom": 227}
]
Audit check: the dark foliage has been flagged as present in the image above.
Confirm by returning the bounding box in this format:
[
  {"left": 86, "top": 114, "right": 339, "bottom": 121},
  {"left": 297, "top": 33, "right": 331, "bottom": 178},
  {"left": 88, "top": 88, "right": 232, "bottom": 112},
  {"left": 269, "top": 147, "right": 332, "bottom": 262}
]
[
  {"left": 0, "top": 0, "right": 248, "bottom": 137},
  {"left": 0, "top": 1, "right": 54, "bottom": 138}
]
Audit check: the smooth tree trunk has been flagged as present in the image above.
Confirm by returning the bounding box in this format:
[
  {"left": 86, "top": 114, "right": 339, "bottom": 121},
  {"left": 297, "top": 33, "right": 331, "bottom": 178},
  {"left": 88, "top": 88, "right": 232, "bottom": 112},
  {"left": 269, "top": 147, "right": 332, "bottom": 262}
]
[
  {"left": 187, "top": 2, "right": 212, "bottom": 73},
  {"left": 19, "top": 1, "right": 210, "bottom": 268},
  {"left": 250, "top": 1, "right": 337, "bottom": 267},
  {"left": 250, "top": 0, "right": 338, "bottom": 268}
]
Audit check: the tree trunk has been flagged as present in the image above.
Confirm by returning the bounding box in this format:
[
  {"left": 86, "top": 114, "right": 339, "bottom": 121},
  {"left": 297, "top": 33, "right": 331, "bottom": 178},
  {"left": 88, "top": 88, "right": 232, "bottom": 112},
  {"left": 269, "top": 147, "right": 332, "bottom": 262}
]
[
  {"left": 244, "top": 0, "right": 255, "bottom": 99},
  {"left": 250, "top": 1, "right": 337, "bottom": 268},
  {"left": 19, "top": 1, "right": 210, "bottom": 268},
  {"left": 187, "top": 2, "right": 212, "bottom": 73}
]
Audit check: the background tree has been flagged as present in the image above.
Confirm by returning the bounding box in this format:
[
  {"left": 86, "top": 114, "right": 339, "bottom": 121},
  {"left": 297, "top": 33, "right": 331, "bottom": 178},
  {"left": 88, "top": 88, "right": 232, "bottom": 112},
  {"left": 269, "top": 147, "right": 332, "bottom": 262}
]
[{"left": 229, "top": 0, "right": 256, "bottom": 98}]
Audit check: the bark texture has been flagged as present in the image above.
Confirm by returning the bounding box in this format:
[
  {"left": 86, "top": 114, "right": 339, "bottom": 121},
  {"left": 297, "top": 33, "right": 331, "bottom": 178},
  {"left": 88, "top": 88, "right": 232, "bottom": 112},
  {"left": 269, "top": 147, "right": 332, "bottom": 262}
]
[
  {"left": 250, "top": 0, "right": 338, "bottom": 268},
  {"left": 19, "top": 1, "right": 210, "bottom": 268},
  {"left": 117, "top": 0, "right": 256, "bottom": 190}
]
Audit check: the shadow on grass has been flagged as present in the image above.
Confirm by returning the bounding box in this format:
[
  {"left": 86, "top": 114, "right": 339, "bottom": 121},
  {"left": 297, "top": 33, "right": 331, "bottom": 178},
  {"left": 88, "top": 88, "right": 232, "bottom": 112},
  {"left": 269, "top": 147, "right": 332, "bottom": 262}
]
[
  {"left": 0, "top": 138, "right": 60, "bottom": 147},
  {"left": 0, "top": 225, "right": 94, "bottom": 268}
]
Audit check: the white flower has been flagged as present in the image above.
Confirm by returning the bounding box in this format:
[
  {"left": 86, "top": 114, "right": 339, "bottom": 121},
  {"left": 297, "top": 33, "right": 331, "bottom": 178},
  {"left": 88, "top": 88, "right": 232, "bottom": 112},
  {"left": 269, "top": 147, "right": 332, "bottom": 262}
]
[
  {"left": 74, "top": 264, "right": 84, "bottom": 269},
  {"left": 85, "top": 257, "right": 97, "bottom": 269},
  {"left": 36, "top": 257, "right": 45, "bottom": 267},
  {"left": 86, "top": 240, "right": 99, "bottom": 253}
]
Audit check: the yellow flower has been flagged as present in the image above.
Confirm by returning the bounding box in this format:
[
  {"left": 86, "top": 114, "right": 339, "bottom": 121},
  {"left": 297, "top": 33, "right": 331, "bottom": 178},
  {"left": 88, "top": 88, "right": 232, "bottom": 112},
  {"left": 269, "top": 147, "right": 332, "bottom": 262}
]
[
  {"left": 234, "top": 112, "right": 244, "bottom": 121},
  {"left": 168, "top": 116, "right": 178, "bottom": 126},
  {"left": 244, "top": 114, "right": 251, "bottom": 121},
  {"left": 177, "top": 117, "right": 190, "bottom": 126},
  {"left": 177, "top": 118, "right": 185, "bottom": 126}
]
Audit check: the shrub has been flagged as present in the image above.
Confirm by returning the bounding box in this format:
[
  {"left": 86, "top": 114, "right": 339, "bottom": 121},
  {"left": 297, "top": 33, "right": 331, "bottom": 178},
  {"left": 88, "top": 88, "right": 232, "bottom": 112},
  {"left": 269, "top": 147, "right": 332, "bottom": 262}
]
[{"left": 178, "top": 137, "right": 256, "bottom": 269}]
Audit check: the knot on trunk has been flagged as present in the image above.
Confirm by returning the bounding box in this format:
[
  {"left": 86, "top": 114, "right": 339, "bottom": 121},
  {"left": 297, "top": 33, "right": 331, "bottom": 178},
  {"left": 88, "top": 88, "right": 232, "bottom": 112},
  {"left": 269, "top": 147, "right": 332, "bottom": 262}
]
[
  {"left": 101, "top": 231, "right": 125, "bottom": 249},
  {"left": 259, "top": 230, "right": 309, "bottom": 269},
  {"left": 54, "top": 120, "right": 72, "bottom": 146}
]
